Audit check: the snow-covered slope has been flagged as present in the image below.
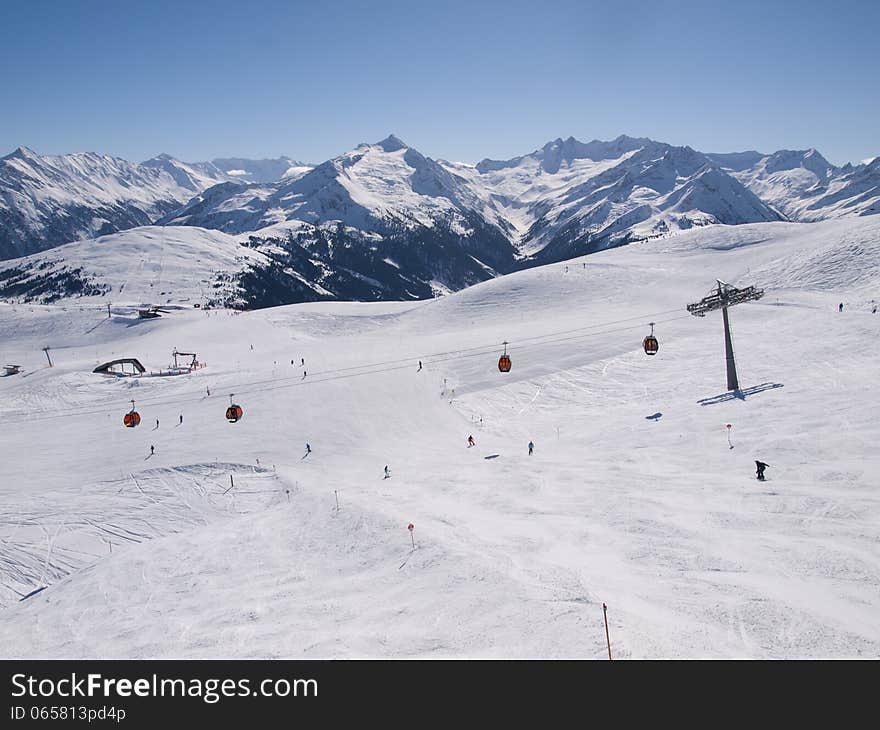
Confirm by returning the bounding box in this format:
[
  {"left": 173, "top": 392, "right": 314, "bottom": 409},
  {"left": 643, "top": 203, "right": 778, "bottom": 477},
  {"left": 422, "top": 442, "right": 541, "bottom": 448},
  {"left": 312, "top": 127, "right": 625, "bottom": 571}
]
[
  {"left": 707, "top": 149, "right": 880, "bottom": 221},
  {"left": 0, "top": 220, "right": 513, "bottom": 308},
  {"left": 0, "top": 216, "right": 877, "bottom": 658},
  {"left": 0, "top": 147, "right": 235, "bottom": 260},
  {"left": 0, "top": 226, "right": 271, "bottom": 308}
]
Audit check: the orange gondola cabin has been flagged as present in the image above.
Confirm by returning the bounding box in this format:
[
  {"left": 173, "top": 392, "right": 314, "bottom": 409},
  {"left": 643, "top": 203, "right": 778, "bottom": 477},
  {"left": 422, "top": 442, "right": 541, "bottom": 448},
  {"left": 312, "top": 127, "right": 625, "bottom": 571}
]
[
  {"left": 498, "top": 341, "right": 512, "bottom": 372},
  {"left": 643, "top": 322, "right": 659, "bottom": 356},
  {"left": 226, "top": 400, "right": 243, "bottom": 423},
  {"left": 123, "top": 400, "right": 140, "bottom": 427}
]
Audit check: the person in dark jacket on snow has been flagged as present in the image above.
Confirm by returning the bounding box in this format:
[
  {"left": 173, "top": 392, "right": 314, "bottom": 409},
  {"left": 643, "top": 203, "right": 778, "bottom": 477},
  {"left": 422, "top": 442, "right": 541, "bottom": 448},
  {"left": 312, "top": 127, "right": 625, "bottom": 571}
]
[
  {"left": 528, "top": 441, "right": 534, "bottom": 455},
  {"left": 755, "top": 460, "right": 769, "bottom": 481},
  {"left": 467, "top": 435, "right": 475, "bottom": 447}
]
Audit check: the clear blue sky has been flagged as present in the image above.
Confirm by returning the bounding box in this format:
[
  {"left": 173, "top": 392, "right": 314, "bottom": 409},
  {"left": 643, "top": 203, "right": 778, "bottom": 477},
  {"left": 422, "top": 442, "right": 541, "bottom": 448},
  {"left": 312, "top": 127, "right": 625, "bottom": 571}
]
[{"left": 2, "top": 0, "right": 877, "bottom": 165}]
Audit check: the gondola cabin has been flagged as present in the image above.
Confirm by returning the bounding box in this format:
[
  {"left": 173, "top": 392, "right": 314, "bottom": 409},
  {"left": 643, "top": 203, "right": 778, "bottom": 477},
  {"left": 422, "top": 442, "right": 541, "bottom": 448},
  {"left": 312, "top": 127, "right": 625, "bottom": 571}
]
[
  {"left": 498, "top": 341, "right": 512, "bottom": 372},
  {"left": 123, "top": 410, "right": 141, "bottom": 427},
  {"left": 226, "top": 404, "right": 243, "bottom": 423},
  {"left": 643, "top": 322, "right": 659, "bottom": 355}
]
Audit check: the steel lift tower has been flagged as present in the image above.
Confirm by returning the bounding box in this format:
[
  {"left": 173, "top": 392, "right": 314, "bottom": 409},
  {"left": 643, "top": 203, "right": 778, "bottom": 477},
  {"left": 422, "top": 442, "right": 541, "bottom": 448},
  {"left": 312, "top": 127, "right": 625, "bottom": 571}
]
[{"left": 687, "top": 280, "right": 764, "bottom": 392}]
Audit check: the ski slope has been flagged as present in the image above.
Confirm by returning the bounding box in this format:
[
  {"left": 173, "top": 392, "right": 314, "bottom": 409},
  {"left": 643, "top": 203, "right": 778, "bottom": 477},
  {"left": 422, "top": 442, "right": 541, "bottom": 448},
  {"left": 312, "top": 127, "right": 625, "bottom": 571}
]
[{"left": 0, "top": 217, "right": 878, "bottom": 658}]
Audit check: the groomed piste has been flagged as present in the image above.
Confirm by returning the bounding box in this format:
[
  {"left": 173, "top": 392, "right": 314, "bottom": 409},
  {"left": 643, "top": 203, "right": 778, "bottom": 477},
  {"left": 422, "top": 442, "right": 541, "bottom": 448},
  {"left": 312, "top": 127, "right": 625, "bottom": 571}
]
[{"left": 0, "top": 217, "right": 878, "bottom": 658}]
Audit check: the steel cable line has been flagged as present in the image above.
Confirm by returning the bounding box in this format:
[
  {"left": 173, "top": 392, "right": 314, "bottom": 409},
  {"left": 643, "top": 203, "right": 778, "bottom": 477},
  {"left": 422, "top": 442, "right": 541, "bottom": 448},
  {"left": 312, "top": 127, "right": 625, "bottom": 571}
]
[{"left": 4, "top": 310, "right": 690, "bottom": 424}]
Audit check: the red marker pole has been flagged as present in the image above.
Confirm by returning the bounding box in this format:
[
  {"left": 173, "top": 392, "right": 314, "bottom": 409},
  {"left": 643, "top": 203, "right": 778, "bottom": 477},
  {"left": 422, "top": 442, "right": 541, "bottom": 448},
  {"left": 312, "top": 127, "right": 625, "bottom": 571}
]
[
  {"left": 602, "top": 602, "right": 612, "bottom": 660},
  {"left": 408, "top": 523, "right": 415, "bottom": 549}
]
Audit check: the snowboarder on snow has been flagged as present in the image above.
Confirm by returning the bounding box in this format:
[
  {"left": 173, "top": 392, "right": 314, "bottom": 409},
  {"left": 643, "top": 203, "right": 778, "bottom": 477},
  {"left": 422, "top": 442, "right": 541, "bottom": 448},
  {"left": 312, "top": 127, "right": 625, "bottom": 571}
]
[
  {"left": 384, "top": 465, "right": 391, "bottom": 479},
  {"left": 528, "top": 441, "right": 534, "bottom": 455},
  {"left": 755, "top": 460, "right": 769, "bottom": 481},
  {"left": 467, "top": 435, "right": 475, "bottom": 447}
]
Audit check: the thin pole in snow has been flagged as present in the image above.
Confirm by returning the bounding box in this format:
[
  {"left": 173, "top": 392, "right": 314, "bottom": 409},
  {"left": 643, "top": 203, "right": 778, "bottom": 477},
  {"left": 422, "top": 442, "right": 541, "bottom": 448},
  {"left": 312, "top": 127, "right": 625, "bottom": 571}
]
[
  {"left": 334, "top": 490, "right": 339, "bottom": 512},
  {"left": 42, "top": 347, "right": 52, "bottom": 367},
  {"left": 408, "top": 523, "right": 415, "bottom": 549},
  {"left": 726, "top": 423, "right": 733, "bottom": 449},
  {"left": 224, "top": 474, "right": 235, "bottom": 494},
  {"left": 603, "top": 602, "right": 612, "bottom": 660}
]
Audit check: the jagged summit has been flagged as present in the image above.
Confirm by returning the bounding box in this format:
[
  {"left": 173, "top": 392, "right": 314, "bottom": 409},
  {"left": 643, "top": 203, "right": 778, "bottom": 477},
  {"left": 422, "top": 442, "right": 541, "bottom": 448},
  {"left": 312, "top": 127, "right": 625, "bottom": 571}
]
[
  {"left": 374, "top": 134, "right": 408, "bottom": 152},
  {"left": 3, "top": 145, "right": 39, "bottom": 160}
]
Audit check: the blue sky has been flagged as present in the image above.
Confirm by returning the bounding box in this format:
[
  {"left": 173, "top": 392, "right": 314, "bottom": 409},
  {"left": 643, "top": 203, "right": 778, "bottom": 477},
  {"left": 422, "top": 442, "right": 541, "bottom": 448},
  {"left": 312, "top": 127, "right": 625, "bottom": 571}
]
[{"left": 2, "top": 0, "right": 877, "bottom": 165}]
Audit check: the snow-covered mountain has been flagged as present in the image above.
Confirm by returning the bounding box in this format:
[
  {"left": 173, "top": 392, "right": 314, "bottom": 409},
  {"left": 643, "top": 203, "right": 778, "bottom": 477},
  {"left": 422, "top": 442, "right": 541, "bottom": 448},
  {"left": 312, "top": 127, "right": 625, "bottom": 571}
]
[
  {"left": 706, "top": 149, "right": 880, "bottom": 221},
  {"left": 166, "top": 135, "right": 505, "bottom": 236},
  {"left": 0, "top": 147, "right": 236, "bottom": 260},
  {"left": 0, "top": 148, "right": 315, "bottom": 262},
  {"left": 0, "top": 134, "right": 876, "bottom": 307},
  {"left": 448, "top": 135, "right": 783, "bottom": 262},
  {"left": 160, "top": 135, "right": 519, "bottom": 289},
  {"left": 0, "top": 220, "right": 516, "bottom": 308}
]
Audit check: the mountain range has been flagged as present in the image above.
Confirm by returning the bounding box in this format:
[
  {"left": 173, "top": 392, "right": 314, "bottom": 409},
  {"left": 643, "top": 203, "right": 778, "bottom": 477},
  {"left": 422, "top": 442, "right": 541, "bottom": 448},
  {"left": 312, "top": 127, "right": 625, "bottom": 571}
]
[{"left": 0, "top": 134, "right": 876, "bottom": 306}]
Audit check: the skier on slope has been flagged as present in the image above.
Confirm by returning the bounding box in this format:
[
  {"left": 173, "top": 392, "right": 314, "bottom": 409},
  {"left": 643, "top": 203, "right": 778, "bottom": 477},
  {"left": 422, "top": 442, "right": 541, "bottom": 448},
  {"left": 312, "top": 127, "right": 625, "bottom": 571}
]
[
  {"left": 755, "top": 460, "right": 769, "bottom": 481},
  {"left": 417, "top": 361, "right": 422, "bottom": 371},
  {"left": 528, "top": 440, "right": 534, "bottom": 456},
  {"left": 839, "top": 302, "right": 844, "bottom": 312},
  {"left": 467, "top": 435, "right": 475, "bottom": 447},
  {"left": 150, "top": 445, "right": 155, "bottom": 456},
  {"left": 306, "top": 443, "right": 311, "bottom": 455},
  {"left": 384, "top": 465, "right": 391, "bottom": 479},
  {"left": 179, "top": 414, "right": 183, "bottom": 425}
]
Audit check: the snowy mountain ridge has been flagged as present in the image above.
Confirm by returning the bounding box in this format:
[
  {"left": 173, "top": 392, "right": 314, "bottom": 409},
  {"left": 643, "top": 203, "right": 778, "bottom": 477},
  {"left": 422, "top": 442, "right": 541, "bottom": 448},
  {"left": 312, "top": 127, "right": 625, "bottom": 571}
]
[
  {"left": 0, "top": 147, "right": 314, "bottom": 261},
  {"left": 0, "top": 134, "right": 877, "bottom": 306}
]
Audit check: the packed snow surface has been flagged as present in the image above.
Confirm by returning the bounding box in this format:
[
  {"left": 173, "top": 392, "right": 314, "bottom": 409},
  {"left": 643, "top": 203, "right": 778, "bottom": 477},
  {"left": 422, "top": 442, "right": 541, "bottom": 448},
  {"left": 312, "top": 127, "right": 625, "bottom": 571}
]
[{"left": 0, "top": 217, "right": 878, "bottom": 658}]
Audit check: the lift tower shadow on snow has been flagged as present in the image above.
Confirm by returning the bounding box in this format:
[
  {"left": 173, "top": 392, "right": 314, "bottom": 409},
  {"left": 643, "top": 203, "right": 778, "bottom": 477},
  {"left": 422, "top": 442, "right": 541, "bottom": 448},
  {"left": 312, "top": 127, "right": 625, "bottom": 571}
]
[{"left": 687, "top": 279, "right": 764, "bottom": 392}]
